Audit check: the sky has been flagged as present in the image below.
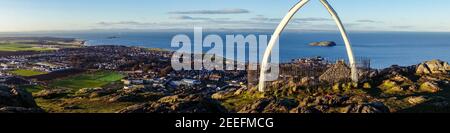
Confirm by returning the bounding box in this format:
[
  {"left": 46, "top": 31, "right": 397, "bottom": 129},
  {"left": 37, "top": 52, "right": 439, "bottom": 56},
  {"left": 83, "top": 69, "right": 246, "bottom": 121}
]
[{"left": 1, "top": 0, "right": 450, "bottom": 32}]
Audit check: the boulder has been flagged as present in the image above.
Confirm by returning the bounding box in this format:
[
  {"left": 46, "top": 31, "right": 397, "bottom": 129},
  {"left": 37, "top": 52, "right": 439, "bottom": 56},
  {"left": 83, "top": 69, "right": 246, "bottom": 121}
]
[
  {"left": 0, "top": 86, "right": 43, "bottom": 113},
  {"left": 405, "top": 96, "right": 427, "bottom": 105},
  {"left": 416, "top": 59, "right": 450, "bottom": 75},
  {"left": 0, "top": 86, "right": 38, "bottom": 108},
  {"left": 211, "top": 91, "right": 230, "bottom": 100},
  {"left": 238, "top": 98, "right": 272, "bottom": 113},
  {"left": 379, "top": 80, "right": 403, "bottom": 93},
  {"left": 378, "top": 65, "right": 416, "bottom": 79},
  {"left": 379, "top": 75, "right": 417, "bottom": 94},
  {"left": 419, "top": 81, "right": 441, "bottom": 93}
]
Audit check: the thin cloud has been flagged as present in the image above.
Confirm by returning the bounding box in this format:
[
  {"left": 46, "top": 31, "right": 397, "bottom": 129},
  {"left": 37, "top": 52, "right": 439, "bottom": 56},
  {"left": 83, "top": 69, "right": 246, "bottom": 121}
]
[
  {"left": 391, "top": 26, "right": 414, "bottom": 29},
  {"left": 168, "top": 8, "right": 250, "bottom": 14},
  {"left": 356, "top": 19, "right": 382, "bottom": 23},
  {"left": 251, "top": 15, "right": 331, "bottom": 23},
  {"left": 252, "top": 15, "right": 270, "bottom": 21},
  {"left": 97, "top": 21, "right": 155, "bottom": 26},
  {"left": 170, "top": 15, "right": 212, "bottom": 20}
]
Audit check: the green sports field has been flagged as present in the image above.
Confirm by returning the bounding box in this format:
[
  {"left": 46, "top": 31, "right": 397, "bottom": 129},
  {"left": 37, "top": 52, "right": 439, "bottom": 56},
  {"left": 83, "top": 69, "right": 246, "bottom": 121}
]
[{"left": 49, "top": 71, "right": 125, "bottom": 90}]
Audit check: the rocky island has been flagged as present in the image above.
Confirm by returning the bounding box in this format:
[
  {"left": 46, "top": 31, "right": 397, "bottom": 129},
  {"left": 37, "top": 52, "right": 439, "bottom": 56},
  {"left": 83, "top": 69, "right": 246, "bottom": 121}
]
[{"left": 309, "top": 41, "right": 337, "bottom": 47}]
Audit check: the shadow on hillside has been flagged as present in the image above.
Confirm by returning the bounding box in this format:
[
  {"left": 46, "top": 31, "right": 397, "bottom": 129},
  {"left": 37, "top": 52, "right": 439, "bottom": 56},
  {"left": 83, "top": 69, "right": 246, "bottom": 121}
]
[{"left": 398, "top": 100, "right": 450, "bottom": 113}]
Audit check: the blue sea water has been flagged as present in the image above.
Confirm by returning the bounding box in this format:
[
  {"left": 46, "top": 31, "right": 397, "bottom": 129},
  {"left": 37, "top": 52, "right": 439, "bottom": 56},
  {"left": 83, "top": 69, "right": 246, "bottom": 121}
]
[{"left": 2, "top": 31, "right": 449, "bottom": 68}]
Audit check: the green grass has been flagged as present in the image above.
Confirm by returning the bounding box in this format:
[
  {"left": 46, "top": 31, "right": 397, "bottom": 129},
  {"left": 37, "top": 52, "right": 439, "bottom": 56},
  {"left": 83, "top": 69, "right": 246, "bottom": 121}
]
[
  {"left": 0, "top": 43, "right": 55, "bottom": 51},
  {"left": 220, "top": 89, "right": 265, "bottom": 112},
  {"left": 34, "top": 71, "right": 128, "bottom": 113},
  {"left": 49, "top": 71, "right": 125, "bottom": 90},
  {"left": 36, "top": 98, "right": 134, "bottom": 113},
  {"left": 9, "top": 69, "right": 48, "bottom": 77},
  {"left": 19, "top": 85, "right": 46, "bottom": 93}
]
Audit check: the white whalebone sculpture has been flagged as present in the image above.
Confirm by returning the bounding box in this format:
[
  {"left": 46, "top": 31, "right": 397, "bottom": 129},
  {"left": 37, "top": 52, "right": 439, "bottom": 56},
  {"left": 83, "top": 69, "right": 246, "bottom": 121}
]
[{"left": 258, "top": 0, "right": 358, "bottom": 92}]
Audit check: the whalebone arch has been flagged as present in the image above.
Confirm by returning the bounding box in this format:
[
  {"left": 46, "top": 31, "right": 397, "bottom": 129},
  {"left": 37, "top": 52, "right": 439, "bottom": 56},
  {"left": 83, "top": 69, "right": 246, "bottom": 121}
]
[{"left": 258, "top": 0, "right": 358, "bottom": 92}]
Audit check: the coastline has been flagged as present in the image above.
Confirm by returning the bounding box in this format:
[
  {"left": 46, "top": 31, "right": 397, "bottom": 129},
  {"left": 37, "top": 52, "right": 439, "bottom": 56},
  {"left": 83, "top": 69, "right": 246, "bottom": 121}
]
[
  {"left": 0, "top": 33, "right": 450, "bottom": 69},
  {"left": 0, "top": 38, "right": 449, "bottom": 113}
]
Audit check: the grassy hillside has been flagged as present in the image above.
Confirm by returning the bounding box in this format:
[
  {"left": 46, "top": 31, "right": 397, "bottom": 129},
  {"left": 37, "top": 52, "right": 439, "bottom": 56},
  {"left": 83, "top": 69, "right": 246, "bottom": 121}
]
[{"left": 9, "top": 69, "right": 48, "bottom": 77}]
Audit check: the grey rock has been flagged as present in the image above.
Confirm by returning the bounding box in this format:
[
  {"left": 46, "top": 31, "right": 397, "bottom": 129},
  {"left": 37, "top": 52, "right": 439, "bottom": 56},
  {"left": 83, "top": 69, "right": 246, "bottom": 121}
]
[
  {"left": 0, "top": 86, "right": 39, "bottom": 108},
  {"left": 416, "top": 59, "right": 450, "bottom": 75},
  {"left": 345, "top": 102, "right": 390, "bottom": 113}
]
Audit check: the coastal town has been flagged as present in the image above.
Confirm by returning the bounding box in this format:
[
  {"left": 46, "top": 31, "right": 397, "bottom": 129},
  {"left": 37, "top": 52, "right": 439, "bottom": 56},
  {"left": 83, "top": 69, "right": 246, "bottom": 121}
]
[{"left": 1, "top": 37, "right": 449, "bottom": 113}]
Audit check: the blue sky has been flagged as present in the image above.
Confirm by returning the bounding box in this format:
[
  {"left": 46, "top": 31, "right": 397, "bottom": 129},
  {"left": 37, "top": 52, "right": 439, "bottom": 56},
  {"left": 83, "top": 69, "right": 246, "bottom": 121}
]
[{"left": 1, "top": 0, "right": 450, "bottom": 32}]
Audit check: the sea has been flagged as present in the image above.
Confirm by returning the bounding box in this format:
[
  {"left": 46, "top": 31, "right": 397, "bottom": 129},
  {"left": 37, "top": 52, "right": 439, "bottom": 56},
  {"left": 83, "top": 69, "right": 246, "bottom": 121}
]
[{"left": 1, "top": 31, "right": 449, "bottom": 69}]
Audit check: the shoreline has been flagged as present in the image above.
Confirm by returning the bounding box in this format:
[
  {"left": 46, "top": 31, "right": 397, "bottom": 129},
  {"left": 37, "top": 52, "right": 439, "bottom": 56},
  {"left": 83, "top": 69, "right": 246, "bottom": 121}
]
[{"left": 0, "top": 35, "right": 449, "bottom": 69}]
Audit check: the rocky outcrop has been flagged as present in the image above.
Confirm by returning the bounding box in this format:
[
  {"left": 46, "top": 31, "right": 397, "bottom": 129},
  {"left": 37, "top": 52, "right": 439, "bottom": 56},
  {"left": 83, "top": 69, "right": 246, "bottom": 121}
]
[
  {"left": 238, "top": 98, "right": 298, "bottom": 113},
  {"left": 75, "top": 87, "right": 116, "bottom": 98},
  {"left": 416, "top": 59, "right": 450, "bottom": 75},
  {"left": 211, "top": 91, "right": 227, "bottom": 100},
  {"left": 236, "top": 94, "right": 389, "bottom": 113},
  {"left": 378, "top": 75, "right": 417, "bottom": 94},
  {"left": 107, "top": 87, "right": 165, "bottom": 103},
  {"left": 238, "top": 98, "right": 273, "bottom": 113},
  {"left": 377, "top": 65, "right": 417, "bottom": 79},
  {"left": 107, "top": 92, "right": 165, "bottom": 103},
  {"left": 117, "top": 94, "right": 227, "bottom": 113},
  {"left": 405, "top": 96, "right": 427, "bottom": 105},
  {"left": 342, "top": 102, "right": 390, "bottom": 113},
  {"left": 0, "top": 86, "right": 44, "bottom": 113},
  {"left": 309, "top": 41, "right": 337, "bottom": 47},
  {"left": 419, "top": 81, "right": 441, "bottom": 93},
  {"left": 33, "top": 89, "right": 70, "bottom": 99}
]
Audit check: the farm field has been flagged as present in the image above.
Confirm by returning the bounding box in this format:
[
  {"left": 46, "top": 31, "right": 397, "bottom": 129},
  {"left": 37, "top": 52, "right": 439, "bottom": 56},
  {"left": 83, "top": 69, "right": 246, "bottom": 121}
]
[{"left": 0, "top": 43, "right": 55, "bottom": 51}]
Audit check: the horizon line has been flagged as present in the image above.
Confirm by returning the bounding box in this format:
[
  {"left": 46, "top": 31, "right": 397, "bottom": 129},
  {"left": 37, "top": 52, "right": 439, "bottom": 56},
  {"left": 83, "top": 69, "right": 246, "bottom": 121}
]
[{"left": 2, "top": 28, "right": 450, "bottom": 34}]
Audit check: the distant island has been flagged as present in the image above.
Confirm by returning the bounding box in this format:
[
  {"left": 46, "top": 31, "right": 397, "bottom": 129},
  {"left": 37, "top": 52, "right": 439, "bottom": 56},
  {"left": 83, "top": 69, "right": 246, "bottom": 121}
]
[
  {"left": 309, "top": 41, "right": 337, "bottom": 47},
  {"left": 107, "top": 36, "right": 120, "bottom": 39}
]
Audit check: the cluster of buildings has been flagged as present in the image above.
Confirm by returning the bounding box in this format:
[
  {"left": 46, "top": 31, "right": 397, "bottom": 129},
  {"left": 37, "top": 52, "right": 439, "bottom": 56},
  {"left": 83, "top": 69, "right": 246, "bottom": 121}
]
[
  {"left": 0, "top": 43, "right": 370, "bottom": 96},
  {"left": 0, "top": 45, "right": 258, "bottom": 93}
]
